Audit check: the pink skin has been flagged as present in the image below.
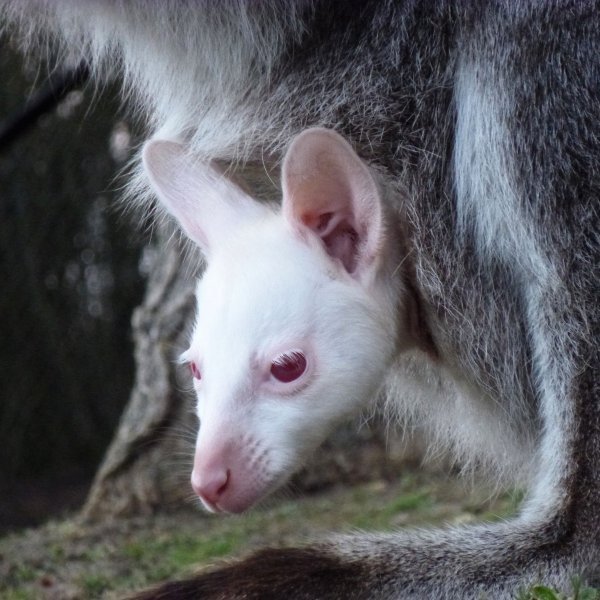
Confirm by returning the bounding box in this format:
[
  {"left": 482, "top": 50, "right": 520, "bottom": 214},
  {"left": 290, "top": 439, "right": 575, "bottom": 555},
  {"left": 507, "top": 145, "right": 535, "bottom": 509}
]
[
  {"left": 191, "top": 432, "right": 274, "bottom": 514},
  {"left": 191, "top": 351, "right": 308, "bottom": 513},
  {"left": 189, "top": 361, "right": 201, "bottom": 380}
]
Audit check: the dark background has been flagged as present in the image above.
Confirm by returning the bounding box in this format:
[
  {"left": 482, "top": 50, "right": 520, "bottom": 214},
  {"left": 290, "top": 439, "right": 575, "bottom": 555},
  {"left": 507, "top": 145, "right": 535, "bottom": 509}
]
[{"left": 0, "top": 43, "right": 146, "bottom": 531}]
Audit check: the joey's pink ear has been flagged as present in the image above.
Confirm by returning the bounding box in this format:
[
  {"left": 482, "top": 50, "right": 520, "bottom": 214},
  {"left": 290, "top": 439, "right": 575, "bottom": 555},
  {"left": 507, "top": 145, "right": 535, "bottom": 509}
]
[
  {"left": 142, "top": 139, "right": 265, "bottom": 256},
  {"left": 281, "top": 128, "right": 384, "bottom": 278}
]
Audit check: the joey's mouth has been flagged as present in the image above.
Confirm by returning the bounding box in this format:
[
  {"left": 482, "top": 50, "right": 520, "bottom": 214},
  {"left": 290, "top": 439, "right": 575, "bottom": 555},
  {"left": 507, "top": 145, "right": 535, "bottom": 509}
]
[
  {"left": 195, "top": 471, "right": 283, "bottom": 515},
  {"left": 199, "top": 490, "right": 263, "bottom": 515},
  {"left": 192, "top": 432, "right": 301, "bottom": 514},
  {"left": 199, "top": 497, "right": 225, "bottom": 514}
]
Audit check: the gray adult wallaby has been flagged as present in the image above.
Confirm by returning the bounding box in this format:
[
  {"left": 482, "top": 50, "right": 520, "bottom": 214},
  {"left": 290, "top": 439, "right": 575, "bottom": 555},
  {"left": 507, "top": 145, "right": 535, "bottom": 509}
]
[{"left": 2, "top": 2, "right": 598, "bottom": 598}]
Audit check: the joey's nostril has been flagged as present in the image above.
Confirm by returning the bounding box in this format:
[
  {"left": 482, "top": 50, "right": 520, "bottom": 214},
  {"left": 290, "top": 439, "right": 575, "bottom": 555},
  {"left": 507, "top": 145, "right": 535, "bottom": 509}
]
[
  {"left": 217, "top": 469, "right": 230, "bottom": 496},
  {"left": 192, "top": 467, "right": 230, "bottom": 506}
]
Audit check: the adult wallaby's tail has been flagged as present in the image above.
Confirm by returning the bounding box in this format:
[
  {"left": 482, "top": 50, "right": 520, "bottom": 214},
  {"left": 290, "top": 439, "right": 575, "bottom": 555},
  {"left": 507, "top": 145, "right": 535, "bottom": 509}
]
[
  {"left": 130, "top": 548, "right": 373, "bottom": 600},
  {"left": 128, "top": 524, "right": 590, "bottom": 599}
]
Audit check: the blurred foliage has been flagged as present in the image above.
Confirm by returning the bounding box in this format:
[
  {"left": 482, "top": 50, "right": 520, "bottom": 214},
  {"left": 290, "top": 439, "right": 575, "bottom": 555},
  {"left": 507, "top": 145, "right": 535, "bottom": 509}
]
[{"left": 0, "top": 42, "right": 145, "bottom": 482}]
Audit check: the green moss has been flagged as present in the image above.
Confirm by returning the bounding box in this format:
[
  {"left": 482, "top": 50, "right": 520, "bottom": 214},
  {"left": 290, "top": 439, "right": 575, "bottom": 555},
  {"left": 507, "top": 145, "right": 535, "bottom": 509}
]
[
  {"left": 165, "top": 533, "right": 236, "bottom": 566},
  {"left": 351, "top": 489, "right": 433, "bottom": 529},
  {"left": 517, "top": 578, "right": 600, "bottom": 600},
  {"left": 12, "top": 564, "right": 37, "bottom": 584},
  {"left": 120, "top": 528, "right": 244, "bottom": 589},
  {"left": 0, "top": 589, "right": 37, "bottom": 600},
  {"left": 385, "top": 490, "right": 432, "bottom": 513},
  {"left": 80, "top": 574, "right": 112, "bottom": 597}
]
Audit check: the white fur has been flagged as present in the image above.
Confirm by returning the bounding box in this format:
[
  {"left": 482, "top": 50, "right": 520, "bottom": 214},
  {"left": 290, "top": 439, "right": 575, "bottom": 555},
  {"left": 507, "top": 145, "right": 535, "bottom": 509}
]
[
  {"left": 143, "top": 129, "right": 403, "bottom": 513},
  {"left": 384, "top": 351, "right": 537, "bottom": 488},
  {"left": 1, "top": 1, "right": 303, "bottom": 158},
  {"left": 453, "top": 56, "right": 575, "bottom": 522},
  {"left": 454, "top": 57, "right": 548, "bottom": 275}
]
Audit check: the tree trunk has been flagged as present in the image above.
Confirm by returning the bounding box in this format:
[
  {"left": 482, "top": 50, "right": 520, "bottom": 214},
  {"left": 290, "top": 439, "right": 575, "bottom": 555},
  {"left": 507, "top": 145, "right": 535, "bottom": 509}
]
[{"left": 83, "top": 226, "right": 199, "bottom": 519}]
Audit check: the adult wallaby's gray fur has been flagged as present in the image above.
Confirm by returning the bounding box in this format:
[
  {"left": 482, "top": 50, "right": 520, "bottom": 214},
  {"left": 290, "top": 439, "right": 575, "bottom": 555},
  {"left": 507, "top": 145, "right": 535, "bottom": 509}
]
[{"left": 2, "top": 1, "right": 598, "bottom": 598}]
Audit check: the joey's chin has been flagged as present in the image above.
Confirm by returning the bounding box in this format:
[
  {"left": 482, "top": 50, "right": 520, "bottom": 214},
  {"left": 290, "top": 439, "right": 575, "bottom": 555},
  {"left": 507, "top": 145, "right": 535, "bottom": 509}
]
[
  {"left": 198, "top": 497, "right": 222, "bottom": 514},
  {"left": 196, "top": 478, "right": 277, "bottom": 515},
  {"left": 199, "top": 495, "right": 251, "bottom": 515}
]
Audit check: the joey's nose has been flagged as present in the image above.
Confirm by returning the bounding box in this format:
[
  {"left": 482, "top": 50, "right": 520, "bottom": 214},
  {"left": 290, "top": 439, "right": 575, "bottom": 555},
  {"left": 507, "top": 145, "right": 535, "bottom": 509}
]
[{"left": 191, "top": 466, "right": 230, "bottom": 507}]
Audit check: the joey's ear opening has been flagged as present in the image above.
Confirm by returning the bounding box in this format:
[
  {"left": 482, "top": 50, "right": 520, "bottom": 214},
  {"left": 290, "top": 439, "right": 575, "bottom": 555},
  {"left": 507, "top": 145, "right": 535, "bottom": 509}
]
[
  {"left": 281, "top": 128, "right": 384, "bottom": 278},
  {"left": 142, "top": 139, "right": 266, "bottom": 256}
]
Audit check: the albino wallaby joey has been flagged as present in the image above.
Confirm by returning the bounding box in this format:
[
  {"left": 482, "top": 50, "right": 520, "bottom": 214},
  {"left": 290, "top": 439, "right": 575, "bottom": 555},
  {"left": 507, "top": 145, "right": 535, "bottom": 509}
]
[
  {"left": 2, "top": 1, "right": 598, "bottom": 598},
  {"left": 143, "top": 129, "right": 407, "bottom": 515}
]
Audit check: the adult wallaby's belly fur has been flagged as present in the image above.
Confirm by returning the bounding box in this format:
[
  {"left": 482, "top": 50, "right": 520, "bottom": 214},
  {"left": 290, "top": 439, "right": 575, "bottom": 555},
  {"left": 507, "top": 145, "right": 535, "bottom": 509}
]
[{"left": 2, "top": 2, "right": 598, "bottom": 598}]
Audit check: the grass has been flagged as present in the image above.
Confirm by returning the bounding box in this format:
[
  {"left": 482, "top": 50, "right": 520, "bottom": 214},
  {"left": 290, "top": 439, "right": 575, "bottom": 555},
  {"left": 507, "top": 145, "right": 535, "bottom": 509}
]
[
  {"left": 519, "top": 578, "right": 600, "bottom": 600},
  {"left": 0, "top": 472, "right": 597, "bottom": 599}
]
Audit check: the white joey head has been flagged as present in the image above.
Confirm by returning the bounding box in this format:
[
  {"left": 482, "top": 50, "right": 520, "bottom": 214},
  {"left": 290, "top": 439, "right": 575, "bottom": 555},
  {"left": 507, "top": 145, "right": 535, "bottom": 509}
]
[{"left": 142, "top": 128, "right": 403, "bottom": 513}]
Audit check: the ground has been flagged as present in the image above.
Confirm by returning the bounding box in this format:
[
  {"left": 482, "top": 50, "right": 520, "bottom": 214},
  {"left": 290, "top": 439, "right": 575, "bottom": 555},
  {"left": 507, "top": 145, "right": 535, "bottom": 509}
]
[{"left": 0, "top": 470, "right": 595, "bottom": 600}]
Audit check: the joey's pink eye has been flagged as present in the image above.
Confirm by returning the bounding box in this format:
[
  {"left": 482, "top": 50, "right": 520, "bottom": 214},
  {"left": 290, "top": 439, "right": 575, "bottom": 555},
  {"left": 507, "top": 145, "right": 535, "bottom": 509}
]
[
  {"left": 189, "top": 361, "right": 201, "bottom": 380},
  {"left": 270, "top": 351, "right": 307, "bottom": 383}
]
